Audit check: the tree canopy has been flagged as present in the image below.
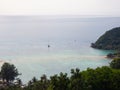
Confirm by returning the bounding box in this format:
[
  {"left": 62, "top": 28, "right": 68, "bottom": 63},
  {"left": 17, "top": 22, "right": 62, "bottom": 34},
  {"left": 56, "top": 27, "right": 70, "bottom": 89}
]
[
  {"left": 0, "top": 62, "right": 120, "bottom": 90},
  {"left": 0, "top": 62, "right": 19, "bottom": 83},
  {"left": 110, "top": 58, "right": 120, "bottom": 69}
]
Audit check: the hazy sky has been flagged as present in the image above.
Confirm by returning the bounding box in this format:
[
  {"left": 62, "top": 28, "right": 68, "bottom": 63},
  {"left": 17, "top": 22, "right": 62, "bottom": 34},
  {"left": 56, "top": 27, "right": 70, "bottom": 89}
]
[{"left": 0, "top": 0, "right": 120, "bottom": 16}]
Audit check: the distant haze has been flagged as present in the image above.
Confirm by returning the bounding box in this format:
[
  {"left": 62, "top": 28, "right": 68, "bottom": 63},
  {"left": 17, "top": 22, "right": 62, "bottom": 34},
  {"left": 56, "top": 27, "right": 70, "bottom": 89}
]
[
  {"left": 0, "top": 16, "right": 120, "bottom": 42},
  {"left": 0, "top": 0, "right": 120, "bottom": 16}
]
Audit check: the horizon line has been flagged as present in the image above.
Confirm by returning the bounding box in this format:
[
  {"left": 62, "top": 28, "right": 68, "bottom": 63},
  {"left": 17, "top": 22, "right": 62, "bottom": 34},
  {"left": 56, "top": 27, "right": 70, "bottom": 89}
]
[{"left": 0, "top": 14, "right": 120, "bottom": 18}]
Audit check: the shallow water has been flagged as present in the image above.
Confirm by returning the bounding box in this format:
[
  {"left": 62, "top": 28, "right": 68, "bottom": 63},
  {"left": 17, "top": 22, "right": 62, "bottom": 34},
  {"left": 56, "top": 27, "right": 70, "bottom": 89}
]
[{"left": 0, "top": 16, "right": 119, "bottom": 83}]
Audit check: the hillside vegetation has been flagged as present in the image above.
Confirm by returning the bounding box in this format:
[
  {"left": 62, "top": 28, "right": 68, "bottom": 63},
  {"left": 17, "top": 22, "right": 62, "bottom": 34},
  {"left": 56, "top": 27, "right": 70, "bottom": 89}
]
[
  {"left": 91, "top": 27, "right": 120, "bottom": 50},
  {"left": 1, "top": 61, "right": 120, "bottom": 90}
]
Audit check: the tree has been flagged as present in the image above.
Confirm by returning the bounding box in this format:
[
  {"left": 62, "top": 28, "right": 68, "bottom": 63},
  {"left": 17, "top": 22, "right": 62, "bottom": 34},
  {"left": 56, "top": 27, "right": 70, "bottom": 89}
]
[
  {"left": 50, "top": 72, "right": 69, "bottom": 90},
  {"left": 16, "top": 78, "right": 22, "bottom": 87},
  {"left": 70, "top": 68, "right": 83, "bottom": 90},
  {"left": 32, "top": 77, "right": 37, "bottom": 83},
  {"left": 0, "top": 62, "right": 19, "bottom": 83},
  {"left": 110, "top": 58, "right": 120, "bottom": 69},
  {"left": 26, "top": 74, "right": 49, "bottom": 90}
]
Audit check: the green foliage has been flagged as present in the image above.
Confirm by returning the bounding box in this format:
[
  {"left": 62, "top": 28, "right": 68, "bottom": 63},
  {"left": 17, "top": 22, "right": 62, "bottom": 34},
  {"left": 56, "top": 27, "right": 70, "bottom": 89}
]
[
  {"left": 24, "top": 74, "right": 49, "bottom": 90},
  {"left": 24, "top": 67, "right": 120, "bottom": 90},
  {"left": 110, "top": 69, "right": 120, "bottom": 90},
  {"left": 50, "top": 72, "right": 69, "bottom": 90},
  {"left": 110, "top": 58, "right": 120, "bottom": 69},
  {"left": 82, "top": 66, "right": 112, "bottom": 90},
  {"left": 1, "top": 63, "right": 120, "bottom": 90},
  {"left": 70, "top": 68, "right": 83, "bottom": 90},
  {"left": 91, "top": 27, "right": 120, "bottom": 50},
  {"left": 0, "top": 63, "right": 19, "bottom": 83}
]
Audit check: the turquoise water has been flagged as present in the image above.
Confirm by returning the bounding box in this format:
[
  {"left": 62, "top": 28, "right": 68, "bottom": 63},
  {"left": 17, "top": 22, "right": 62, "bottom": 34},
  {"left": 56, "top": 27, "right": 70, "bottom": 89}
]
[
  {"left": 0, "top": 16, "right": 119, "bottom": 83},
  {"left": 0, "top": 40, "right": 114, "bottom": 83}
]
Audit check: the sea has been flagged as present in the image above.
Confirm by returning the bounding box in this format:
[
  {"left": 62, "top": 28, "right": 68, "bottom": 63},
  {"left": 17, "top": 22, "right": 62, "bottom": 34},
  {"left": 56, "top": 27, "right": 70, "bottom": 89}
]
[{"left": 0, "top": 15, "right": 119, "bottom": 83}]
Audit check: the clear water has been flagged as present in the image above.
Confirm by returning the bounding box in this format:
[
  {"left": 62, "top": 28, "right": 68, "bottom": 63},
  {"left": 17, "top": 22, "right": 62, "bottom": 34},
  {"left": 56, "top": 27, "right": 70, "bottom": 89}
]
[{"left": 0, "top": 16, "right": 119, "bottom": 83}]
